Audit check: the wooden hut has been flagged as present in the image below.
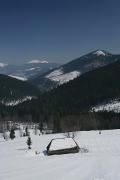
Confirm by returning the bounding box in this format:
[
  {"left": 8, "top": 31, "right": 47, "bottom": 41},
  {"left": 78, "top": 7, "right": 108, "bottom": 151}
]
[{"left": 47, "top": 137, "right": 80, "bottom": 155}]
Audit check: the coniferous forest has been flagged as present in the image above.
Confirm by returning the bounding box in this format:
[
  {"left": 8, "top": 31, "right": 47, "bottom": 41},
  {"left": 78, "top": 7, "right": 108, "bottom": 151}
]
[{"left": 1, "top": 59, "right": 120, "bottom": 132}]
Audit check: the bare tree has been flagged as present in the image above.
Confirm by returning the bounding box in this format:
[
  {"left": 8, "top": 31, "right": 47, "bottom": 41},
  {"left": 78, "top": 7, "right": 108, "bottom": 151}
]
[{"left": 64, "top": 131, "right": 77, "bottom": 139}]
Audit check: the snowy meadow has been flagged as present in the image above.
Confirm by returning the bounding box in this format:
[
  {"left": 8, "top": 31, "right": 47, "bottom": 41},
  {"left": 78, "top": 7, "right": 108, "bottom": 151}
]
[{"left": 1, "top": 130, "right": 120, "bottom": 180}]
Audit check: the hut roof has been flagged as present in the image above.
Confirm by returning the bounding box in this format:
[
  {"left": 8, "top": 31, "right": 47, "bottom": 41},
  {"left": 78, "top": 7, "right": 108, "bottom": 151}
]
[
  {"left": 49, "top": 138, "right": 77, "bottom": 151},
  {"left": 47, "top": 138, "right": 80, "bottom": 155}
]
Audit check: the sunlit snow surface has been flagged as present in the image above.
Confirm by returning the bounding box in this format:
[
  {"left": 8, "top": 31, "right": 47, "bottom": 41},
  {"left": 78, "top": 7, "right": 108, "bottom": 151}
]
[
  {"left": 46, "top": 69, "right": 80, "bottom": 85},
  {"left": 93, "top": 50, "right": 106, "bottom": 56},
  {"left": 92, "top": 100, "right": 120, "bottom": 113},
  {"left": 9, "top": 75, "right": 27, "bottom": 81},
  {"left": 1, "top": 130, "right": 120, "bottom": 180}
]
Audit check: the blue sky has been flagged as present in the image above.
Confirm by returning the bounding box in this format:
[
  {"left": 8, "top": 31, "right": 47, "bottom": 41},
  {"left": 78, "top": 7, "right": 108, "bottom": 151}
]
[{"left": 0, "top": 0, "right": 120, "bottom": 64}]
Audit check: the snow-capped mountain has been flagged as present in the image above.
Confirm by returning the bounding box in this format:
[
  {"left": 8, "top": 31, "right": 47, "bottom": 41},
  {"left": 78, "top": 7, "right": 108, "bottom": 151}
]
[
  {"left": 30, "top": 50, "right": 120, "bottom": 91},
  {"left": 33, "top": 58, "right": 120, "bottom": 114},
  {"left": 0, "top": 60, "right": 60, "bottom": 81},
  {"left": 93, "top": 50, "right": 111, "bottom": 56}
]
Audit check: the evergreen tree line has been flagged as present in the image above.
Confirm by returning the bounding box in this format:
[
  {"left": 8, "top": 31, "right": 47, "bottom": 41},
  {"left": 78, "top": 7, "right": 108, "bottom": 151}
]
[{"left": 1, "top": 107, "right": 120, "bottom": 133}]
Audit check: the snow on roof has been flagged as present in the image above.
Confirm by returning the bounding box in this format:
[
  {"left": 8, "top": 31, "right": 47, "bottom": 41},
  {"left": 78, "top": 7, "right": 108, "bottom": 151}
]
[{"left": 49, "top": 138, "right": 77, "bottom": 151}]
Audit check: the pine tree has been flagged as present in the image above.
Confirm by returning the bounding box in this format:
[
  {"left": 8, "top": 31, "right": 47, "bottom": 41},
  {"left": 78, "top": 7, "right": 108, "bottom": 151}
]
[
  {"left": 10, "top": 129, "right": 15, "bottom": 140},
  {"left": 25, "top": 127, "right": 29, "bottom": 136},
  {"left": 27, "top": 136, "right": 32, "bottom": 149}
]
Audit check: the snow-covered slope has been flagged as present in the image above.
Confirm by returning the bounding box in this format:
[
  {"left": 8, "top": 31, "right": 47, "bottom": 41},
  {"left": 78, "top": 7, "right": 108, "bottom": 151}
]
[
  {"left": 9, "top": 75, "right": 27, "bottom": 81},
  {"left": 1, "top": 96, "right": 33, "bottom": 106},
  {"left": 46, "top": 69, "right": 80, "bottom": 85},
  {"left": 1, "top": 129, "right": 120, "bottom": 180},
  {"left": 92, "top": 100, "right": 120, "bottom": 113}
]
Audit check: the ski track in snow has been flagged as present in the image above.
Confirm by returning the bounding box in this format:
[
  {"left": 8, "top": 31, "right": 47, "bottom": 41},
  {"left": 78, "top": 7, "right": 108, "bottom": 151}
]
[{"left": 1, "top": 130, "right": 120, "bottom": 180}]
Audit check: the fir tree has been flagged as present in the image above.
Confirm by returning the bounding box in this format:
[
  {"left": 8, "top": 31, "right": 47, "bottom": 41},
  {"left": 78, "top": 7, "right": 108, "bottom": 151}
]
[
  {"left": 25, "top": 127, "right": 29, "bottom": 136},
  {"left": 10, "top": 129, "right": 15, "bottom": 140},
  {"left": 27, "top": 136, "right": 32, "bottom": 149}
]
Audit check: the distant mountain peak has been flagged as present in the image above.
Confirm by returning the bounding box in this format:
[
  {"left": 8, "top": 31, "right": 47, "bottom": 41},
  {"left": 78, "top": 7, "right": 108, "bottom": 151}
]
[
  {"left": 93, "top": 50, "right": 111, "bottom": 56},
  {"left": 27, "top": 59, "right": 48, "bottom": 64},
  {"left": 0, "top": 63, "right": 8, "bottom": 68},
  {"left": 31, "top": 49, "right": 119, "bottom": 91}
]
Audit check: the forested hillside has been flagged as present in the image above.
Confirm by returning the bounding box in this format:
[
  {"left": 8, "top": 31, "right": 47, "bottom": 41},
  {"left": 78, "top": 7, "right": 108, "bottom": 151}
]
[
  {"left": 1, "top": 59, "right": 119, "bottom": 132},
  {"left": 0, "top": 74, "right": 39, "bottom": 105}
]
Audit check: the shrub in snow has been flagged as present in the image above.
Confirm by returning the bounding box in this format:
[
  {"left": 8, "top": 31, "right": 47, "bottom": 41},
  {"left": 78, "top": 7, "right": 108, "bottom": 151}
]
[
  {"left": 64, "top": 132, "right": 70, "bottom": 138},
  {"left": 80, "top": 147, "right": 89, "bottom": 153},
  {"left": 27, "top": 136, "right": 32, "bottom": 149},
  {"left": 64, "top": 132, "right": 77, "bottom": 139},
  {"left": 10, "top": 129, "right": 15, "bottom": 140},
  {"left": 25, "top": 127, "right": 29, "bottom": 136}
]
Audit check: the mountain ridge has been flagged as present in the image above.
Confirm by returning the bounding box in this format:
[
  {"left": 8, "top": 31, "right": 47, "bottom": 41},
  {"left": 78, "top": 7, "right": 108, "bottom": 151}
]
[{"left": 30, "top": 50, "right": 120, "bottom": 91}]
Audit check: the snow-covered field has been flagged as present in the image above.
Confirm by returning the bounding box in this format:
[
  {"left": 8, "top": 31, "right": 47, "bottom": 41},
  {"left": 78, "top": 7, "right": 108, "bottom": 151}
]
[{"left": 1, "top": 129, "right": 120, "bottom": 180}]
